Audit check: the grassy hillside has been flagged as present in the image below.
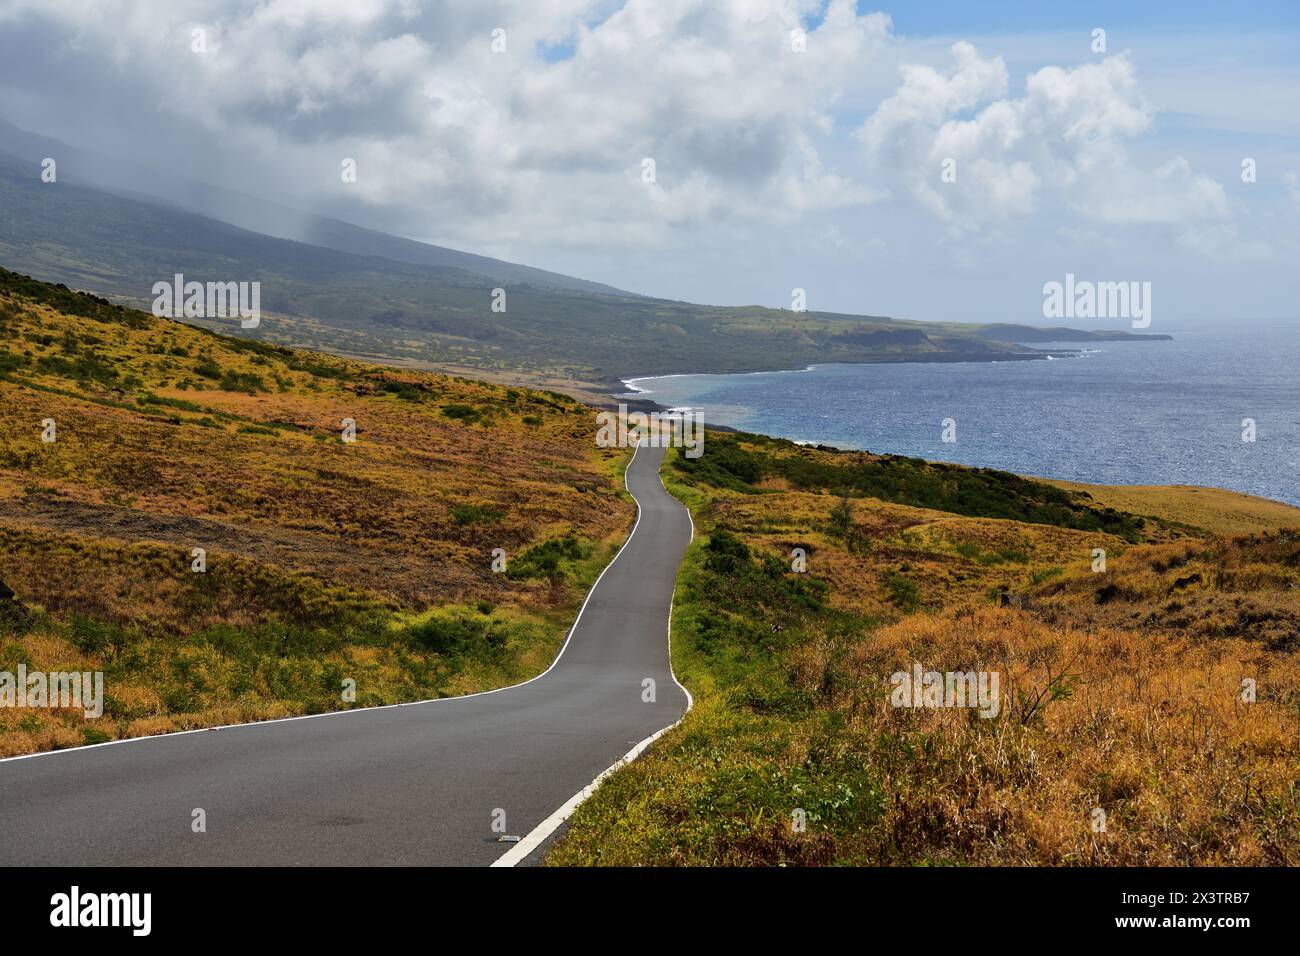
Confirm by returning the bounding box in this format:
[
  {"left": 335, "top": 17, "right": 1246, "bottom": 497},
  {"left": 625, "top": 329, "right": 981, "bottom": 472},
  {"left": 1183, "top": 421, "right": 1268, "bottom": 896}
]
[
  {"left": 0, "top": 118, "right": 630, "bottom": 298},
  {"left": 0, "top": 152, "right": 1164, "bottom": 383},
  {"left": 548, "top": 434, "right": 1300, "bottom": 865},
  {"left": 1039, "top": 477, "right": 1300, "bottom": 536},
  {"left": 0, "top": 268, "right": 634, "bottom": 756}
]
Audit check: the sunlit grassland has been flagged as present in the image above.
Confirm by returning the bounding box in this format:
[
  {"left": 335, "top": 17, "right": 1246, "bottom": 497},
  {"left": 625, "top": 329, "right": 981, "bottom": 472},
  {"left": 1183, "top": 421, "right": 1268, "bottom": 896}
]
[
  {"left": 549, "top": 437, "right": 1300, "bottom": 865},
  {"left": 0, "top": 270, "right": 635, "bottom": 755},
  {"left": 1040, "top": 477, "right": 1300, "bottom": 536}
]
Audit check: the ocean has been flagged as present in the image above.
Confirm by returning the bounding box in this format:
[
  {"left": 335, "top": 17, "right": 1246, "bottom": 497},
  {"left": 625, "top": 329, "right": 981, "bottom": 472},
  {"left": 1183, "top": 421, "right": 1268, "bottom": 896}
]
[{"left": 624, "top": 326, "right": 1300, "bottom": 507}]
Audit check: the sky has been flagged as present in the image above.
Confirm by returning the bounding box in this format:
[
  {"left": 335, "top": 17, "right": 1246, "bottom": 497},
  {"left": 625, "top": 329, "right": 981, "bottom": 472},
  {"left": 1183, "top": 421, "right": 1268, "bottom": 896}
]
[{"left": 0, "top": 0, "right": 1297, "bottom": 329}]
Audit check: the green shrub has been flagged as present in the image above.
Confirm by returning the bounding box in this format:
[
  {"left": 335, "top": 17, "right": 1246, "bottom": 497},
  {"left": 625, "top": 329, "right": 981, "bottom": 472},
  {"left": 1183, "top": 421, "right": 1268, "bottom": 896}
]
[
  {"left": 442, "top": 404, "right": 480, "bottom": 423},
  {"left": 405, "top": 615, "right": 505, "bottom": 656},
  {"left": 193, "top": 357, "right": 222, "bottom": 380},
  {"left": 882, "top": 571, "right": 921, "bottom": 611},
  {"left": 218, "top": 370, "right": 265, "bottom": 393},
  {"left": 704, "top": 529, "right": 751, "bottom": 575},
  {"left": 137, "top": 392, "right": 205, "bottom": 412},
  {"left": 36, "top": 351, "right": 118, "bottom": 387},
  {"left": 451, "top": 504, "right": 505, "bottom": 525},
  {"left": 508, "top": 535, "right": 586, "bottom": 581},
  {"left": 828, "top": 496, "right": 854, "bottom": 539},
  {"left": 68, "top": 615, "right": 132, "bottom": 657},
  {"left": 376, "top": 378, "right": 429, "bottom": 402}
]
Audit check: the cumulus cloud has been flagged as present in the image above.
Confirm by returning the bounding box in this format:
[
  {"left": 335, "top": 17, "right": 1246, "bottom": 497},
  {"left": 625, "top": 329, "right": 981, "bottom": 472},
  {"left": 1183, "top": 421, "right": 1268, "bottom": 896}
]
[{"left": 860, "top": 43, "right": 1230, "bottom": 233}]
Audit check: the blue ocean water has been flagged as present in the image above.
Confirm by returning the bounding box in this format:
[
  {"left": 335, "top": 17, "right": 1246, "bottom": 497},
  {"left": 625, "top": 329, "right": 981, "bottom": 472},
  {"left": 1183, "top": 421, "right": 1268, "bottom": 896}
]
[{"left": 624, "top": 327, "right": 1300, "bottom": 506}]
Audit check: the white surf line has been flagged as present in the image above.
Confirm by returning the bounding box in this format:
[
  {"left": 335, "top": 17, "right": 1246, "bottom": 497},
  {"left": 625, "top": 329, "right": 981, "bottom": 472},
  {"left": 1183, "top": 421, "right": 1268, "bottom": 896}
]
[
  {"left": 492, "top": 460, "right": 696, "bottom": 867},
  {"left": 0, "top": 443, "right": 649, "bottom": 765}
]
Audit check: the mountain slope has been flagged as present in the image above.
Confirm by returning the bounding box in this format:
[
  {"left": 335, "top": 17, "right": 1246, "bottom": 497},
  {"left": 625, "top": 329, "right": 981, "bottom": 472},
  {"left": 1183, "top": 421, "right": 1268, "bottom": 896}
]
[
  {"left": 0, "top": 136, "right": 1165, "bottom": 383},
  {"left": 0, "top": 268, "right": 634, "bottom": 756},
  {"left": 0, "top": 118, "right": 627, "bottom": 297}
]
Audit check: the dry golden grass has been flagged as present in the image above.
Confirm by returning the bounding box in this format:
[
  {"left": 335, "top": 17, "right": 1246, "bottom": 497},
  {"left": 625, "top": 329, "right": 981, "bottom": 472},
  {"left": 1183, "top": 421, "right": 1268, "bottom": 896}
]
[
  {"left": 1040, "top": 478, "right": 1300, "bottom": 536},
  {"left": 0, "top": 301, "right": 631, "bottom": 609},
  {"left": 1033, "top": 530, "right": 1300, "bottom": 651},
  {"left": 693, "top": 484, "right": 1124, "bottom": 617},
  {"left": 839, "top": 606, "right": 1298, "bottom": 865},
  {"left": 0, "top": 276, "right": 634, "bottom": 756},
  {"left": 551, "top": 453, "right": 1300, "bottom": 866}
]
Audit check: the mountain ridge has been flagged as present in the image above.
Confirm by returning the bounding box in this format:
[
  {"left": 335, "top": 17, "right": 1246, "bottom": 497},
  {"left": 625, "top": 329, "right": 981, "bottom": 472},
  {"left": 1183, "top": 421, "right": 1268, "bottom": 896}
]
[
  {"left": 0, "top": 121, "right": 1169, "bottom": 384},
  {"left": 0, "top": 118, "right": 628, "bottom": 297}
]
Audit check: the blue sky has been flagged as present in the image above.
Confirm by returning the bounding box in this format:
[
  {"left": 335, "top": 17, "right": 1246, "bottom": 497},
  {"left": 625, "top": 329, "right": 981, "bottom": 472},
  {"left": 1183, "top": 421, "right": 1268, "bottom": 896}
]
[{"left": 872, "top": 0, "right": 1300, "bottom": 36}]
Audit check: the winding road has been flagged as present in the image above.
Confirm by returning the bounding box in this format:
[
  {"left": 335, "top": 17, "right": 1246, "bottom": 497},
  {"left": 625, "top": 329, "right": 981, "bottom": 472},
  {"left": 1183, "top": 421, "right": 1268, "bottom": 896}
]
[{"left": 0, "top": 442, "right": 692, "bottom": 866}]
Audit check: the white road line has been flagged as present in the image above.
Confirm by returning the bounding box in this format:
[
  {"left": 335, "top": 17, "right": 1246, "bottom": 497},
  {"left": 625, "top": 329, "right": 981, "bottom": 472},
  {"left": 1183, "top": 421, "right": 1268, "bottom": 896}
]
[
  {"left": 0, "top": 443, "right": 647, "bottom": 765},
  {"left": 492, "top": 451, "right": 695, "bottom": 867}
]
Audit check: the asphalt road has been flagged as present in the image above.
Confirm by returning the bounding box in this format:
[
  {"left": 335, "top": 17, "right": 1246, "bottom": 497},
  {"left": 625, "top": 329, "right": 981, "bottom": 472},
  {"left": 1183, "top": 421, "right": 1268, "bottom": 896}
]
[{"left": 0, "top": 442, "right": 692, "bottom": 866}]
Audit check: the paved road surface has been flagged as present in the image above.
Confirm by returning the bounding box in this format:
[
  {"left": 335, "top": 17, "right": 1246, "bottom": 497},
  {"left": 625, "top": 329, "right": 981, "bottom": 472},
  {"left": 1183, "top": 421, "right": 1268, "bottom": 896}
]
[{"left": 0, "top": 442, "right": 691, "bottom": 866}]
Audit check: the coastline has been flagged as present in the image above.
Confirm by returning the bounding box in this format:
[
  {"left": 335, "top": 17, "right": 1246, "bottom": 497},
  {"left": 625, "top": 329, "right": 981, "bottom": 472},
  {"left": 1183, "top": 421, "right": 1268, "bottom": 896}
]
[
  {"left": 614, "top": 349, "right": 1087, "bottom": 432},
  {"left": 605, "top": 332, "right": 1300, "bottom": 510}
]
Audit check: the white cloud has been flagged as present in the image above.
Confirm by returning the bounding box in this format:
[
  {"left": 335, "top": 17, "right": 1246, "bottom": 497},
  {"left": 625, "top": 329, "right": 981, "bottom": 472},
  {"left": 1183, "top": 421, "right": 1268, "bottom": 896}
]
[
  {"left": 2, "top": 0, "right": 895, "bottom": 247},
  {"left": 1286, "top": 172, "right": 1300, "bottom": 211},
  {"left": 1175, "top": 223, "right": 1271, "bottom": 261},
  {"left": 860, "top": 43, "right": 1230, "bottom": 232}
]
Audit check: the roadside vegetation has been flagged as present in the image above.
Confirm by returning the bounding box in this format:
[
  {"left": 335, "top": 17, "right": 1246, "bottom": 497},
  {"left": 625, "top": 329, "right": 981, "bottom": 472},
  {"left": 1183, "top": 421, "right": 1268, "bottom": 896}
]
[
  {"left": 549, "top": 435, "right": 1300, "bottom": 866},
  {"left": 0, "top": 269, "right": 632, "bottom": 757}
]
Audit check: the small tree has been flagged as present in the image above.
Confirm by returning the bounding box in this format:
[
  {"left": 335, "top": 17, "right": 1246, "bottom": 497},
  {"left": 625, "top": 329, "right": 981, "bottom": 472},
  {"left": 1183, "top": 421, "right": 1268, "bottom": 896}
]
[{"left": 828, "top": 494, "right": 854, "bottom": 540}]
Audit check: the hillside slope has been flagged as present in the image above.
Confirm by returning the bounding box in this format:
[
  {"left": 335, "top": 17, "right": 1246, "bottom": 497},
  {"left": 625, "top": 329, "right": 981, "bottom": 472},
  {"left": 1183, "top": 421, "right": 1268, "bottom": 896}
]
[
  {"left": 0, "top": 146, "right": 1163, "bottom": 383},
  {"left": 0, "top": 119, "right": 627, "bottom": 297},
  {"left": 1040, "top": 478, "right": 1300, "bottom": 536},
  {"left": 0, "top": 268, "right": 634, "bottom": 756},
  {"left": 549, "top": 432, "right": 1300, "bottom": 866}
]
